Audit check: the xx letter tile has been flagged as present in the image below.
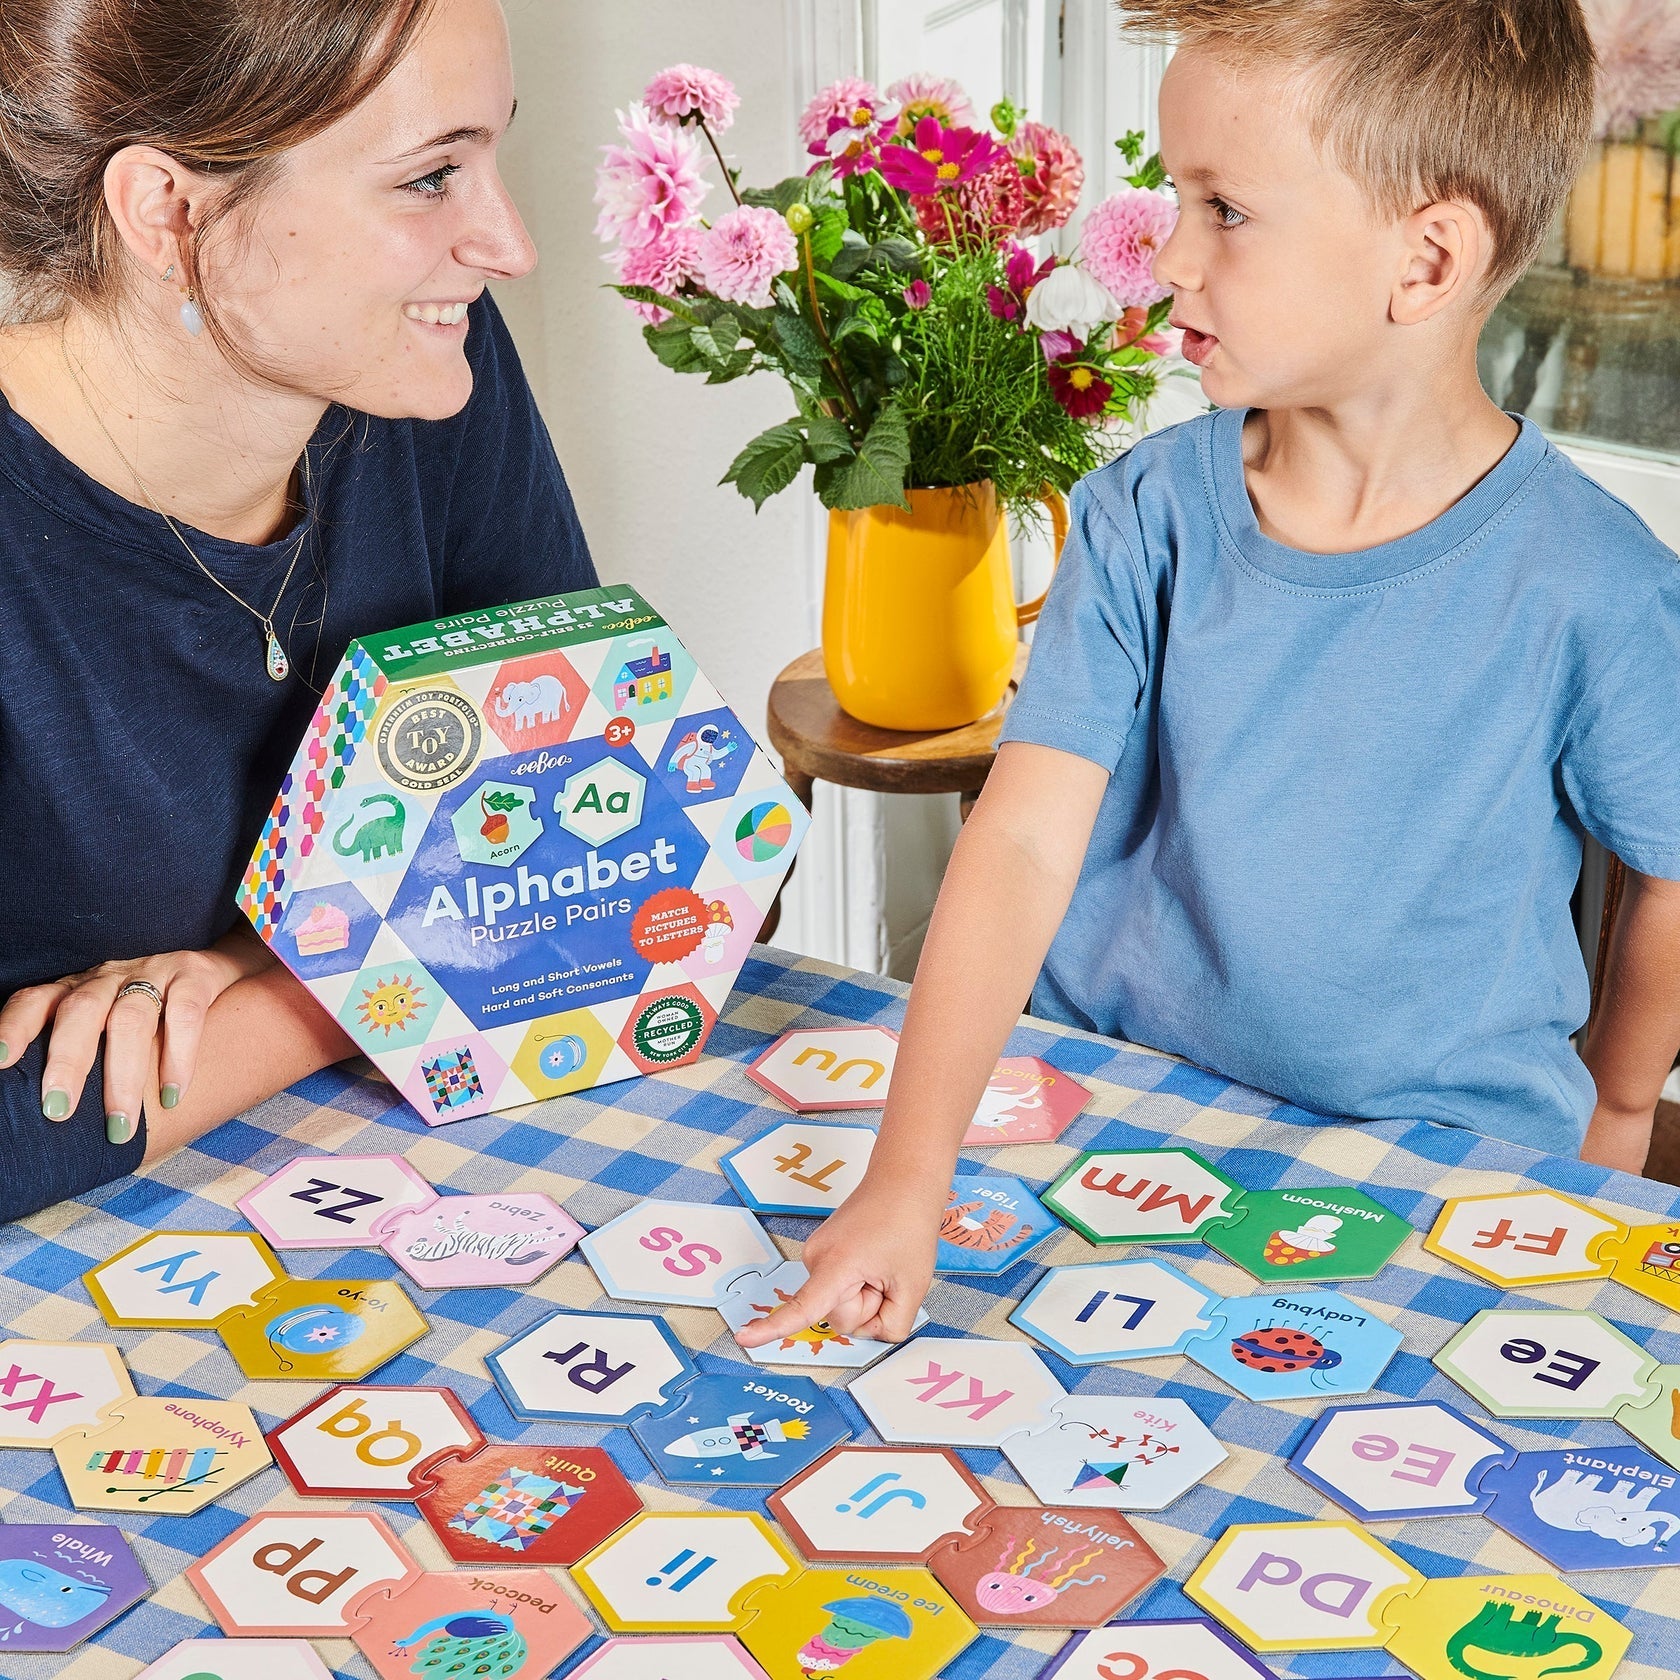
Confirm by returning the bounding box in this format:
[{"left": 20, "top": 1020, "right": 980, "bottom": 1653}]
[
  {"left": 1187, "top": 1290, "right": 1402, "bottom": 1402},
  {"left": 1476, "top": 1444, "right": 1680, "bottom": 1570},
  {"left": 487, "top": 1307, "right": 696, "bottom": 1425},
  {"left": 962, "top": 1055, "right": 1092, "bottom": 1146},
  {"left": 849, "top": 1336, "right": 1065, "bottom": 1448},
  {"left": 371, "top": 1191, "right": 584, "bottom": 1289},
  {"left": 136, "top": 1640, "right": 334, "bottom": 1680},
  {"left": 568, "top": 1635, "right": 771, "bottom": 1680},
  {"left": 936, "top": 1173, "right": 1053, "bottom": 1274},
  {"left": 267, "top": 1384, "right": 483, "bottom": 1498},
  {"left": 1423, "top": 1190, "right": 1623, "bottom": 1287},
  {"left": 1044, "top": 1149, "right": 1242, "bottom": 1245},
  {"left": 218, "top": 1277, "right": 427, "bottom": 1381},
  {"left": 720, "top": 1121, "right": 877, "bottom": 1216},
  {"left": 237, "top": 1153, "right": 437, "bottom": 1250},
  {"left": 582, "top": 1199, "right": 779, "bottom": 1308},
  {"left": 1206, "top": 1187, "right": 1411, "bottom": 1283},
  {"left": 85, "top": 1231, "right": 286, "bottom": 1329},
  {"left": 0, "top": 1340, "right": 134, "bottom": 1448},
  {"left": 718, "top": 1260, "right": 924, "bottom": 1369},
  {"left": 1036, "top": 1616, "right": 1281, "bottom": 1680},
  {"left": 1433, "top": 1308, "right": 1659, "bottom": 1419},
  {"left": 58, "top": 1396, "right": 271, "bottom": 1516},
  {"left": 0, "top": 1524, "right": 150, "bottom": 1652},
  {"left": 746, "top": 1025, "right": 898, "bottom": 1111},
  {"left": 1010, "top": 1258, "right": 1222, "bottom": 1363}
]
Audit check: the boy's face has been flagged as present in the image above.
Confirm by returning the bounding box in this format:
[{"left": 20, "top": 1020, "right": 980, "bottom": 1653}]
[{"left": 1154, "top": 46, "right": 1414, "bottom": 411}]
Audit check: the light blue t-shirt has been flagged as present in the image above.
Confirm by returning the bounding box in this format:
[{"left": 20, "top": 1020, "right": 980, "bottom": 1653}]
[{"left": 999, "top": 407, "right": 1680, "bottom": 1152}]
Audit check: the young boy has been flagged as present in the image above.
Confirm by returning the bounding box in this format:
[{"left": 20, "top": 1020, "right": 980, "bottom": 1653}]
[{"left": 740, "top": 0, "right": 1680, "bottom": 1352}]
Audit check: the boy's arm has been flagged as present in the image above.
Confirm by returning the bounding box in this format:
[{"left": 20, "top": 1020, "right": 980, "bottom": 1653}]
[
  {"left": 1580, "top": 867, "right": 1680, "bottom": 1174},
  {"left": 737, "top": 741, "right": 1111, "bottom": 1346}
]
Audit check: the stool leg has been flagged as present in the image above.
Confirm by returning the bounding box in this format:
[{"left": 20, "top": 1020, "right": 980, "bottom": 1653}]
[
  {"left": 960, "top": 787, "right": 982, "bottom": 822},
  {"left": 761, "top": 770, "right": 816, "bottom": 945}
]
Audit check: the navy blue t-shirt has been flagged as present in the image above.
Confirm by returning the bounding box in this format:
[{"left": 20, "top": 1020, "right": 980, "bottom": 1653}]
[{"left": 0, "top": 295, "right": 596, "bottom": 1214}]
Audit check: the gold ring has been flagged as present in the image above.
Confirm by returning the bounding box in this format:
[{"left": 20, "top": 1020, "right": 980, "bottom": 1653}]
[{"left": 116, "top": 980, "right": 166, "bottom": 1013}]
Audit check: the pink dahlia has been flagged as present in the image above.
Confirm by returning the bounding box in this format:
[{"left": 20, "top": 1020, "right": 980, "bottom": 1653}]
[
  {"left": 694, "top": 204, "right": 800, "bottom": 308},
  {"left": 911, "top": 153, "right": 1024, "bottom": 249},
  {"left": 1048, "top": 355, "right": 1113, "bottom": 420},
  {"left": 1079, "top": 187, "right": 1178, "bottom": 308},
  {"left": 886, "top": 72, "right": 975, "bottom": 136},
  {"left": 612, "top": 226, "right": 702, "bottom": 324},
  {"left": 799, "top": 77, "right": 885, "bottom": 147},
  {"left": 879, "top": 116, "right": 1008, "bottom": 196},
  {"left": 642, "top": 63, "right": 741, "bottom": 132},
  {"left": 595, "top": 104, "right": 710, "bottom": 251},
  {"left": 1010, "top": 120, "right": 1085, "bottom": 237},
  {"left": 1586, "top": 0, "right": 1680, "bottom": 139}
]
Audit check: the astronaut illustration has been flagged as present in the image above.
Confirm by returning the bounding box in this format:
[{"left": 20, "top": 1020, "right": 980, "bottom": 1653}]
[{"left": 667, "top": 723, "right": 737, "bottom": 793}]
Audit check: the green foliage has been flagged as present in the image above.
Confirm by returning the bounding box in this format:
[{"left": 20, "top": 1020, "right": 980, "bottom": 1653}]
[
  {"left": 481, "top": 790, "right": 523, "bottom": 813},
  {"left": 722, "top": 424, "right": 809, "bottom": 510},
  {"left": 816, "top": 403, "right": 911, "bottom": 511}
]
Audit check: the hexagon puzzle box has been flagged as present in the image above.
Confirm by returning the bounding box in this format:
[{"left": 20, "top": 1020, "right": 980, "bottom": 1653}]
[{"left": 239, "top": 584, "right": 808, "bottom": 1123}]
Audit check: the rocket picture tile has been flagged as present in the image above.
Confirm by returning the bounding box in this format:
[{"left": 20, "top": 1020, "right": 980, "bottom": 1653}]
[
  {"left": 934, "top": 1173, "right": 1053, "bottom": 1275},
  {"left": 370, "top": 1190, "right": 584, "bottom": 1289},
  {"left": 1476, "top": 1445, "right": 1680, "bottom": 1570},
  {"left": 767, "top": 1445, "right": 992, "bottom": 1563},
  {"left": 1204, "top": 1187, "right": 1412, "bottom": 1283},
  {"left": 926, "top": 1505, "right": 1165, "bottom": 1628},
  {"left": 187, "top": 1511, "right": 421, "bottom": 1637},
  {"left": 961, "top": 1055, "right": 1092, "bottom": 1147},
  {"left": 217, "top": 1276, "right": 428, "bottom": 1381},
  {"left": 344, "top": 1566, "right": 592, "bottom": 1680},
  {"left": 416, "top": 1442, "right": 644, "bottom": 1567},
  {"left": 720, "top": 1121, "right": 878, "bottom": 1217},
  {"left": 999, "top": 1396, "right": 1227, "bottom": 1512},
  {"left": 1423, "top": 1190, "right": 1624, "bottom": 1287},
  {"left": 717, "top": 1261, "right": 925, "bottom": 1370},
  {"left": 266, "top": 1384, "right": 483, "bottom": 1499},
  {"left": 1035, "top": 1616, "right": 1282, "bottom": 1680},
  {"left": 1042, "top": 1148, "right": 1243, "bottom": 1245},
  {"left": 487, "top": 1306, "right": 697, "bottom": 1425},
  {"left": 848, "top": 1336, "right": 1066, "bottom": 1449},
  {"left": 84, "top": 1231, "right": 287, "bottom": 1329},
  {"left": 632, "top": 1366, "right": 850, "bottom": 1488},
  {"left": 236, "top": 1152, "right": 438, "bottom": 1250},
  {"left": 135, "top": 1638, "right": 336, "bottom": 1680},
  {"left": 1184, "top": 1520, "right": 1423, "bottom": 1652},
  {"left": 0, "top": 1523, "right": 150, "bottom": 1653},
  {"left": 567, "top": 1634, "right": 772, "bottom": 1680},
  {"left": 581, "top": 1199, "right": 780, "bottom": 1308},
  {"left": 0, "top": 1340, "right": 135, "bottom": 1449},
  {"left": 1009, "top": 1258, "right": 1223, "bottom": 1364},
  {"left": 745, "top": 1026, "right": 899, "bottom": 1112},
  {"left": 57, "top": 1396, "right": 271, "bottom": 1516},
  {"left": 1433, "top": 1308, "right": 1659, "bottom": 1419},
  {"left": 1185, "top": 1289, "right": 1403, "bottom": 1403},
  {"left": 1287, "top": 1400, "right": 1514, "bottom": 1521}
]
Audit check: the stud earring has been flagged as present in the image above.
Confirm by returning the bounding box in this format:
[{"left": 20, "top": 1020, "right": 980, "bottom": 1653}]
[{"left": 162, "top": 264, "right": 175, "bottom": 282}]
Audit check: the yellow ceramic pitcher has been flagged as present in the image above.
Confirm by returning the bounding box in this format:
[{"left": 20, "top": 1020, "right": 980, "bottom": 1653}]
[{"left": 822, "top": 482, "right": 1067, "bottom": 732}]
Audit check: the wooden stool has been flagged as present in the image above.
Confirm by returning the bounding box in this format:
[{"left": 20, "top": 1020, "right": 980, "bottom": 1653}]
[{"left": 761, "top": 646, "right": 1029, "bottom": 938}]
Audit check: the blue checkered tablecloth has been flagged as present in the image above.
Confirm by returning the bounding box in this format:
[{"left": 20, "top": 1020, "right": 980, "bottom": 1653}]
[{"left": 3, "top": 944, "right": 1679, "bottom": 1680}]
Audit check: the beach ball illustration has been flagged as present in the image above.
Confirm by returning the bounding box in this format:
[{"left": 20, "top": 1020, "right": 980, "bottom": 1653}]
[{"left": 736, "top": 801, "right": 795, "bottom": 863}]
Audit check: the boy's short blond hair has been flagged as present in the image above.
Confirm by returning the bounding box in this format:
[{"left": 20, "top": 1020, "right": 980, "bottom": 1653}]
[{"left": 1121, "top": 0, "right": 1597, "bottom": 296}]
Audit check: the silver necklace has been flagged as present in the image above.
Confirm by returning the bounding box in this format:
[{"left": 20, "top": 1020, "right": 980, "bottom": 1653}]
[{"left": 60, "top": 339, "right": 310, "bottom": 682}]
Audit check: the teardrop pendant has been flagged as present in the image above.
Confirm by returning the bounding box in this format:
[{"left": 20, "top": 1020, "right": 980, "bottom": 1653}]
[{"left": 265, "top": 628, "right": 290, "bottom": 682}]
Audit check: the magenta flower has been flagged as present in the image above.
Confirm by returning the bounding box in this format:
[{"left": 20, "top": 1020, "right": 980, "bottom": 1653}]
[
  {"left": 798, "top": 77, "right": 885, "bottom": 147},
  {"left": 1010, "top": 120, "right": 1085, "bottom": 237},
  {"left": 1079, "top": 187, "right": 1179, "bottom": 308},
  {"left": 987, "top": 242, "right": 1055, "bottom": 322},
  {"left": 878, "top": 117, "right": 1008, "bottom": 196},
  {"left": 811, "top": 98, "right": 894, "bottom": 178},
  {"left": 642, "top": 63, "right": 741, "bottom": 132},
  {"left": 695, "top": 205, "right": 800, "bottom": 308},
  {"left": 595, "top": 104, "right": 710, "bottom": 250},
  {"left": 902, "top": 279, "right": 932, "bottom": 310},
  {"left": 1038, "top": 328, "right": 1081, "bottom": 362},
  {"left": 612, "top": 226, "right": 702, "bottom": 323},
  {"left": 1047, "top": 353, "right": 1113, "bottom": 420},
  {"left": 886, "top": 72, "right": 976, "bottom": 136}
]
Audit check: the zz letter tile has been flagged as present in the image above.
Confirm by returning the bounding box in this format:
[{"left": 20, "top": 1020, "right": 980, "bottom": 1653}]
[{"left": 237, "top": 1153, "right": 437, "bottom": 1250}]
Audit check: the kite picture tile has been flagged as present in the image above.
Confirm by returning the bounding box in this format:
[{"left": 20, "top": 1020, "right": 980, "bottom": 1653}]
[
  {"left": 1186, "top": 1290, "right": 1403, "bottom": 1403},
  {"left": 849, "top": 1336, "right": 1066, "bottom": 1449},
  {"left": 0, "top": 1524, "right": 150, "bottom": 1653},
  {"left": 1204, "top": 1187, "right": 1411, "bottom": 1283},
  {"left": 1035, "top": 1616, "right": 1281, "bottom": 1680},
  {"left": 1476, "top": 1445, "right": 1680, "bottom": 1570},
  {"left": 237, "top": 1153, "right": 438, "bottom": 1250},
  {"left": 961, "top": 1055, "right": 1092, "bottom": 1146},
  {"left": 567, "top": 1635, "right": 772, "bottom": 1680},
  {"left": 1423, "top": 1190, "right": 1624, "bottom": 1287},
  {"left": 717, "top": 1261, "right": 925, "bottom": 1370},
  {"left": 720, "top": 1121, "right": 878, "bottom": 1217},
  {"left": 57, "top": 1396, "right": 271, "bottom": 1516},
  {"left": 84, "top": 1231, "right": 287, "bottom": 1329},
  {"left": 1010, "top": 1258, "right": 1222, "bottom": 1364},
  {"left": 935, "top": 1173, "right": 1053, "bottom": 1275},
  {"left": 136, "top": 1639, "right": 336, "bottom": 1680},
  {"left": 581, "top": 1199, "right": 780, "bottom": 1308},
  {"left": 0, "top": 1340, "right": 134, "bottom": 1449},
  {"left": 745, "top": 1026, "right": 898, "bottom": 1112},
  {"left": 487, "top": 1306, "right": 697, "bottom": 1425},
  {"left": 1043, "top": 1148, "right": 1243, "bottom": 1245},
  {"left": 267, "top": 1384, "right": 484, "bottom": 1499},
  {"left": 217, "top": 1276, "right": 428, "bottom": 1381},
  {"left": 1433, "top": 1308, "right": 1659, "bottom": 1420},
  {"left": 370, "top": 1191, "right": 584, "bottom": 1289}
]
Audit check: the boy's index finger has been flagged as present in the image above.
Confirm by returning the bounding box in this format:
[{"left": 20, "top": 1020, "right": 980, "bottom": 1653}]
[{"left": 733, "top": 1278, "right": 846, "bottom": 1348}]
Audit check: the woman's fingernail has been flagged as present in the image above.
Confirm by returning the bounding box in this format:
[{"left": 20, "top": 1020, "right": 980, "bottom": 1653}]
[
  {"left": 0, "top": 1041, "right": 9, "bottom": 1064},
  {"left": 160, "top": 1083, "right": 181, "bottom": 1110},
  {"left": 106, "top": 1112, "right": 135, "bottom": 1145},
  {"left": 42, "top": 1089, "right": 70, "bottom": 1121}
]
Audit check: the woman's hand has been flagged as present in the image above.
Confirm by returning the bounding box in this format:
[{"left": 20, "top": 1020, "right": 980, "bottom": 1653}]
[
  {"left": 0, "top": 927, "right": 276, "bottom": 1142},
  {"left": 734, "top": 1182, "right": 940, "bottom": 1348}
]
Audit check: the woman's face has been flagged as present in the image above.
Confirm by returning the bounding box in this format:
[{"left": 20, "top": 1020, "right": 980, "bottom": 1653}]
[{"left": 202, "top": 0, "right": 534, "bottom": 420}]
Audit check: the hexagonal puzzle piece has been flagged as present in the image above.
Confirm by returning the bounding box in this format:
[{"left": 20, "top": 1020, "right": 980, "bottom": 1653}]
[
  {"left": 734, "top": 1564, "right": 976, "bottom": 1680},
  {"left": 1288, "top": 1400, "right": 1512, "bottom": 1521},
  {"left": 582, "top": 1199, "right": 779, "bottom": 1307},
  {"left": 1474, "top": 1444, "right": 1680, "bottom": 1569},
  {"left": 1206, "top": 1187, "right": 1412, "bottom": 1283},
  {"left": 1382, "top": 1574, "right": 1630, "bottom": 1680},
  {"left": 849, "top": 1336, "right": 1065, "bottom": 1448},
  {"left": 1185, "top": 1520, "right": 1422, "bottom": 1652},
  {"left": 962, "top": 1055, "right": 1092, "bottom": 1146},
  {"left": 0, "top": 1523, "right": 150, "bottom": 1652},
  {"left": 746, "top": 1025, "right": 899, "bottom": 1111},
  {"left": 487, "top": 1306, "right": 696, "bottom": 1424},
  {"left": 768, "top": 1444, "right": 991, "bottom": 1562},
  {"left": 1037, "top": 1617, "right": 1281, "bottom": 1680},
  {"left": 1603, "top": 1220, "right": 1680, "bottom": 1313},
  {"left": 344, "top": 1566, "right": 592, "bottom": 1680},
  {"left": 720, "top": 1121, "right": 877, "bottom": 1216},
  {"left": 217, "top": 1277, "right": 427, "bottom": 1381},
  {"left": 927, "top": 1505, "right": 1165, "bottom": 1628},
  {"left": 936, "top": 1173, "right": 1053, "bottom": 1274},
  {"left": 1000, "top": 1396, "right": 1227, "bottom": 1512},
  {"left": 137, "top": 1640, "right": 335, "bottom": 1680},
  {"left": 236, "top": 1153, "right": 437, "bottom": 1249},
  {"left": 1618, "top": 1364, "right": 1680, "bottom": 1469},
  {"left": 0, "top": 1340, "right": 134, "bottom": 1448},
  {"left": 573, "top": 1510, "right": 800, "bottom": 1633},
  {"left": 633, "top": 1365, "right": 850, "bottom": 1488},
  {"left": 1044, "top": 1149, "right": 1243, "bottom": 1245},
  {"left": 1434, "top": 1308, "right": 1659, "bottom": 1419},
  {"left": 717, "top": 1261, "right": 925, "bottom": 1370},
  {"left": 57, "top": 1396, "right": 271, "bottom": 1516},
  {"left": 188, "top": 1510, "right": 420, "bottom": 1636},
  {"left": 1186, "top": 1290, "right": 1402, "bottom": 1402},
  {"left": 416, "top": 1442, "right": 643, "bottom": 1566},
  {"left": 569, "top": 1636, "right": 771, "bottom": 1680},
  {"left": 369, "top": 1191, "right": 584, "bottom": 1289},
  {"left": 1010, "top": 1258, "right": 1223, "bottom": 1363},
  {"left": 84, "top": 1230, "right": 286, "bottom": 1329},
  {"left": 267, "top": 1384, "right": 482, "bottom": 1498},
  {"left": 1423, "top": 1190, "right": 1623, "bottom": 1287}
]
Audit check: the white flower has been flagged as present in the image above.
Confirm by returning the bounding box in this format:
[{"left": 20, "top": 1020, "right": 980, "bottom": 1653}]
[{"left": 1024, "top": 262, "right": 1122, "bottom": 340}]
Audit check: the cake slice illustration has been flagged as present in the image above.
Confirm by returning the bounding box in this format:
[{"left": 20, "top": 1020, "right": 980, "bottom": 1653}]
[{"left": 294, "top": 901, "right": 351, "bottom": 956}]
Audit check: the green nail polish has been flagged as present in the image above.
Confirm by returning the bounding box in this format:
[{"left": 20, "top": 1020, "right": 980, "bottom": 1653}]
[
  {"left": 106, "top": 1112, "right": 135, "bottom": 1145},
  {"left": 0, "top": 1041, "right": 9, "bottom": 1063},
  {"left": 161, "top": 1083, "right": 181, "bottom": 1110},
  {"left": 42, "top": 1089, "right": 70, "bottom": 1121}
]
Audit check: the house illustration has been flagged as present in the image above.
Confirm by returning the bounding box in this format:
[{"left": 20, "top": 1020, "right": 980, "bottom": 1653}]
[{"left": 613, "top": 644, "right": 673, "bottom": 710}]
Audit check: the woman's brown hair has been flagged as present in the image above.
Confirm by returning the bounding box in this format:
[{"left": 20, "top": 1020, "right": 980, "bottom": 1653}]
[{"left": 0, "top": 0, "right": 437, "bottom": 327}]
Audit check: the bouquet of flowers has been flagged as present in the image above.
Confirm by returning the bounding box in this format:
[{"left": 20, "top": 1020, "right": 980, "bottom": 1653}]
[{"left": 596, "top": 65, "right": 1180, "bottom": 516}]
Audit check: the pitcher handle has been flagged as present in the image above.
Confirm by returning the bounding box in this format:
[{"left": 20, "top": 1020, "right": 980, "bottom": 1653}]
[{"left": 1016, "top": 487, "right": 1068, "bottom": 628}]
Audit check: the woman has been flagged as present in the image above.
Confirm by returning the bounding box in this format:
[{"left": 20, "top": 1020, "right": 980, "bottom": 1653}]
[{"left": 0, "top": 0, "right": 596, "bottom": 1222}]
